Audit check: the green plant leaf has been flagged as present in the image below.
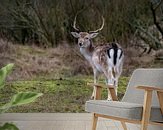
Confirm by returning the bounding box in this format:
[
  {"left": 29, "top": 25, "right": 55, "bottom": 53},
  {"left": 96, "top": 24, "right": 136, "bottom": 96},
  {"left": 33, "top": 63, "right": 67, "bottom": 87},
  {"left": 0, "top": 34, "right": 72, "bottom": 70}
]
[
  {"left": 0, "top": 103, "right": 12, "bottom": 114},
  {"left": 0, "top": 123, "right": 19, "bottom": 130},
  {"left": 10, "top": 92, "right": 43, "bottom": 107},
  {"left": 0, "top": 63, "right": 14, "bottom": 89}
]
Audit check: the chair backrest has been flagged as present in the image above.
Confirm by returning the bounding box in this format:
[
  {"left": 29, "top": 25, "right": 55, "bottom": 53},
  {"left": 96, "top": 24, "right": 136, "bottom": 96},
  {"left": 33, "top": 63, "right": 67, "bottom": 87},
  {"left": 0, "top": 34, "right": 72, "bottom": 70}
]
[{"left": 122, "top": 68, "right": 163, "bottom": 107}]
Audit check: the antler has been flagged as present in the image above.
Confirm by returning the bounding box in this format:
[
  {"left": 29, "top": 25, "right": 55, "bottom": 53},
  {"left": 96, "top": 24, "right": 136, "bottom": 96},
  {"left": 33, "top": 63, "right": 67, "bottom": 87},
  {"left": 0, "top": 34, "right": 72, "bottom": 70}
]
[
  {"left": 73, "top": 14, "right": 80, "bottom": 31},
  {"left": 89, "top": 16, "right": 105, "bottom": 33}
]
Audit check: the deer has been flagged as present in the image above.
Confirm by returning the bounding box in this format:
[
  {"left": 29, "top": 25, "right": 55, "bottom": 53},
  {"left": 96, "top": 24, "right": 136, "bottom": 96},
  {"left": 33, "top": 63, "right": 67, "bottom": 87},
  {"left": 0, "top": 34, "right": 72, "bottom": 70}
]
[{"left": 71, "top": 15, "right": 124, "bottom": 100}]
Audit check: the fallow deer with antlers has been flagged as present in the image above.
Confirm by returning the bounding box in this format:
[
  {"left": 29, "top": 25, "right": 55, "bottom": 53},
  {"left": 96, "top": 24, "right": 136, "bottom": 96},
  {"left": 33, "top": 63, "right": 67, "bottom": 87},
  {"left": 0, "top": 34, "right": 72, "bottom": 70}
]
[{"left": 71, "top": 15, "right": 124, "bottom": 100}]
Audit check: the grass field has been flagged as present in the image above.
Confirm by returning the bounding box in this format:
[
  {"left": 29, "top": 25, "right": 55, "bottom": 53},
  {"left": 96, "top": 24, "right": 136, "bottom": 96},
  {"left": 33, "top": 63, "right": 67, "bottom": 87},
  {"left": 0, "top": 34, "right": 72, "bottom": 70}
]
[
  {"left": 0, "top": 76, "right": 129, "bottom": 113},
  {"left": 1, "top": 43, "right": 161, "bottom": 113},
  {"left": 0, "top": 43, "right": 162, "bottom": 113}
]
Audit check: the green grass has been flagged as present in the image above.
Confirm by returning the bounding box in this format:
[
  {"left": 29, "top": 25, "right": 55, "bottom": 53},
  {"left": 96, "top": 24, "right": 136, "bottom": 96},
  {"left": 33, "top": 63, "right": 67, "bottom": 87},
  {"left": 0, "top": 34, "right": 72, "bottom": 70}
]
[{"left": 0, "top": 76, "right": 129, "bottom": 113}]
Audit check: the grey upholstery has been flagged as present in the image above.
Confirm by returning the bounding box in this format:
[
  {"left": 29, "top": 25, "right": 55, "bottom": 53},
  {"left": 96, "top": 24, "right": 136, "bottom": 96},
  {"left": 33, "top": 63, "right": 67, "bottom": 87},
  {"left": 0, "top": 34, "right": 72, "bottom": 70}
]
[
  {"left": 85, "top": 69, "right": 163, "bottom": 122},
  {"left": 85, "top": 100, "right": 163, "bottom": 122},
  {"left": 122, "top": 68, "right": 163, "bottom": 106}
]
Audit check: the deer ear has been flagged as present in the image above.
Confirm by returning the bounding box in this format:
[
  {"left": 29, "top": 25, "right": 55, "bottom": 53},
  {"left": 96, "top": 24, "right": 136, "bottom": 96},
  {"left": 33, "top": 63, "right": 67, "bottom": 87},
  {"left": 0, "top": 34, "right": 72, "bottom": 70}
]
[
  {"left": 89, "top": 33, "right": 99, "bottom": 39},
  {"left": 71, "top": 32, "right": 80, "bottom": 38}
]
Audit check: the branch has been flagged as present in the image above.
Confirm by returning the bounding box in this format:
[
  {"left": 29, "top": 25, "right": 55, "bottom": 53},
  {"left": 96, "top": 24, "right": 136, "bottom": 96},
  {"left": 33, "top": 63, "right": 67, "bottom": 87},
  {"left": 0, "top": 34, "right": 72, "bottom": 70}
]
[
  {"left": 150, "top": 1, "right": 163, "bottom": 36},
  {"left": 125, "top": 20, "right": 162, "bottom": 50},
  {"left": 137, "top": 25, "right": 162, "bottom": 49},
  {"left": 154, "top": 0, "right": 163, "bottom": 10}
]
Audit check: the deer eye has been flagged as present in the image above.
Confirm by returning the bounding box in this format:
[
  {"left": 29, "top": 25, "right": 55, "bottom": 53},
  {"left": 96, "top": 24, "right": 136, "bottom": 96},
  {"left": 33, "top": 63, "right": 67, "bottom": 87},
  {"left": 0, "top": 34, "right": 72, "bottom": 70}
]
[{"left": 85, "top": 37, "right": 89, "bottom": 40}]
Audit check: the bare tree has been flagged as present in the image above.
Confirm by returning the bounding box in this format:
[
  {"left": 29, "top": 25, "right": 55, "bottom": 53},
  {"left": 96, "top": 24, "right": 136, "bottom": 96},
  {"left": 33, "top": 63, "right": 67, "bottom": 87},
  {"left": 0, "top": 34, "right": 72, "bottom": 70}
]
[{"left": 150, "top": 0, "right": 163, "bottom": 36}]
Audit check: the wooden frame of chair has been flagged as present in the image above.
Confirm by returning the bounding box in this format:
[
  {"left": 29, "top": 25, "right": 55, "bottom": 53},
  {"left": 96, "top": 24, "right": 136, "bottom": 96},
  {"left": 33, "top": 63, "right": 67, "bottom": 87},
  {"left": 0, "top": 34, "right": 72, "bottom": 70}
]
[{"left": 87, "top": 83, "right": 163, "bottom": 130}]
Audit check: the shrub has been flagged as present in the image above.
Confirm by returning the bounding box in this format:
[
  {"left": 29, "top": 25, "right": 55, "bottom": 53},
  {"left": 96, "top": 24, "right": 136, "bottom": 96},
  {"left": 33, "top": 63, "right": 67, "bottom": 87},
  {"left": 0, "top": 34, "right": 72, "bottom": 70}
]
[{"left": 0, "top": 64, "right": 43, "bottom": 130}]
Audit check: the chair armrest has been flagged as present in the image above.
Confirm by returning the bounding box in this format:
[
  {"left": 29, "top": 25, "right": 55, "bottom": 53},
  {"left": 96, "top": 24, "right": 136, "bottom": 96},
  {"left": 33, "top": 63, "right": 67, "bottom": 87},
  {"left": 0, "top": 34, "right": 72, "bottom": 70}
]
[
  {"left": 86, "top": 82, "right": 102, "bottom": 100},
  {"left": 136, "top": 86, "right": 163, "bottom": 92},
  {"left": 87, "top": 82, "right": 118, "bottom": 101}
]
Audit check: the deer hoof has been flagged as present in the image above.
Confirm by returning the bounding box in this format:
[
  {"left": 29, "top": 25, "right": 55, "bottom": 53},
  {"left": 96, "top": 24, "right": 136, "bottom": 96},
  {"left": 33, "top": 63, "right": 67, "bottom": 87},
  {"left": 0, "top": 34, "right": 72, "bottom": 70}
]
[
  {"left": 107, "top": 97, "right": 112, "bottom": 101},
  {"left": 91, "top": 95, "right": 94, "bottom": 100}
]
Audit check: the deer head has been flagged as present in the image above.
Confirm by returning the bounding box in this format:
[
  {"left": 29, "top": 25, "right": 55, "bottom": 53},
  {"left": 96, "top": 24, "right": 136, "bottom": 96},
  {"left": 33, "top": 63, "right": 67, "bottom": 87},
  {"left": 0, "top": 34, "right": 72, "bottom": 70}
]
[{"left": 71, "top": 15, "right": 105, "bottom": 48}]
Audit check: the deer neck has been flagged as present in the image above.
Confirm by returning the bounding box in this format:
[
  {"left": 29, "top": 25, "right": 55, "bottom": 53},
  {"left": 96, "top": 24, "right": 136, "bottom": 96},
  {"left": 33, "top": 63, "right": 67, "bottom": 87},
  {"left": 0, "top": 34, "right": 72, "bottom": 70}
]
[{"left": 80, "top": 42, "right": 95, "bottom": 63}]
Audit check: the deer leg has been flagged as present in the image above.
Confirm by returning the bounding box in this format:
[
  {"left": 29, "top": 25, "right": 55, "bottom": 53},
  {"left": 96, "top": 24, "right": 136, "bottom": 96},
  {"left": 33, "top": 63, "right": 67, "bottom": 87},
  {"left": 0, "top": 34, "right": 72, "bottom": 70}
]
[
  {"left": 107, "top": 67, "right": 114, "bottom": 86},
  {"left": 105, "top": 78, "right": 112, "bottom": 101},
  {"left": 91, "top": 69, "right": 99, "bottom": 99},
  {"left": 91, "top": 87, "right": 96, "bottom": 99},
  {"left": 114, "top": 77, "right": 119, "bottom": 95},
  {"left": 114, "top": 64, "right": 123, "bottom": 96},
  {"left": 115, "top": 86, "right": 118, "bottom": 96},
  {"left": 106, "top": 68, "right": 120, "bottom": 100},
  {"left": 107, "top": 88, "right": 112, "bottom": 101},
  {"left": 105, "top": 69, "right": 114, "bottom": 101}
]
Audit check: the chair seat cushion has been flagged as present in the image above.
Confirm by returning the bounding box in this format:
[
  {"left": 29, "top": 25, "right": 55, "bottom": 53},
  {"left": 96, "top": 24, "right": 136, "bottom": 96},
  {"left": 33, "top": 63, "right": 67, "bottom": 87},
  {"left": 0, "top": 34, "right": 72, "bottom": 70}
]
[{"left": 85, "top": 100, "right": 163, "bottom": 122}]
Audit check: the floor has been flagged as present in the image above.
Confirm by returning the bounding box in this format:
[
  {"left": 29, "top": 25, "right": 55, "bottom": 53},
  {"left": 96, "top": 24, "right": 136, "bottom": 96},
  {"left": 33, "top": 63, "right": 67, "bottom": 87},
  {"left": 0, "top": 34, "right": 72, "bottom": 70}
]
[{"left": 0, "top": 113, "right": 141, "bottom": 130}]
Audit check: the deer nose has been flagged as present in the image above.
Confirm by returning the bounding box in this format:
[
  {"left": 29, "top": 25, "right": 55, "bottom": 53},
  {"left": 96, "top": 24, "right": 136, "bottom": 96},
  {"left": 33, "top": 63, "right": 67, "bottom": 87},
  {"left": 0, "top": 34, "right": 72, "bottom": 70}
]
[{"left": 79, "top": 42, "right": 82, "bottom": 46}]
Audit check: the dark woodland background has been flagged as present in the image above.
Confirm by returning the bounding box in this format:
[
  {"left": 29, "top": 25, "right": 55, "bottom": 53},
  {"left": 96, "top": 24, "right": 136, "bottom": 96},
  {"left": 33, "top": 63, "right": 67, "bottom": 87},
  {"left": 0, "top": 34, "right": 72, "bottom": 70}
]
[
  {"left": 0, "top": 0, "right": 162, "bottom": 47},
  {"left": 0, "top": 0, "right": 163, "bottom": 79}
]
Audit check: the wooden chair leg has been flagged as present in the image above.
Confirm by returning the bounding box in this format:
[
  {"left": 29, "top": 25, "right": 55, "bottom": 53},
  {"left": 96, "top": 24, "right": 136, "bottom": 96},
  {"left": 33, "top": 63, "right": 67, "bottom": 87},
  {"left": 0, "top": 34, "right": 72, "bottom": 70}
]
[
  {"left": 157, "top": 91, "right": 163, "bottom": 114},
  {"left": 121, "top": 121, "right": 127, "bottom": 130},
  {"left": 92, "top": 113, "right": 98, "bottom": 130},
  {"left": 94, "top": 86, "right": 102, "bottom": 100},
  {"left": 108, "top": 86, "right": 118, "bottom": 101},
  {"left": 141, "top": 90, "right": 152, "bottom": 130}
]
